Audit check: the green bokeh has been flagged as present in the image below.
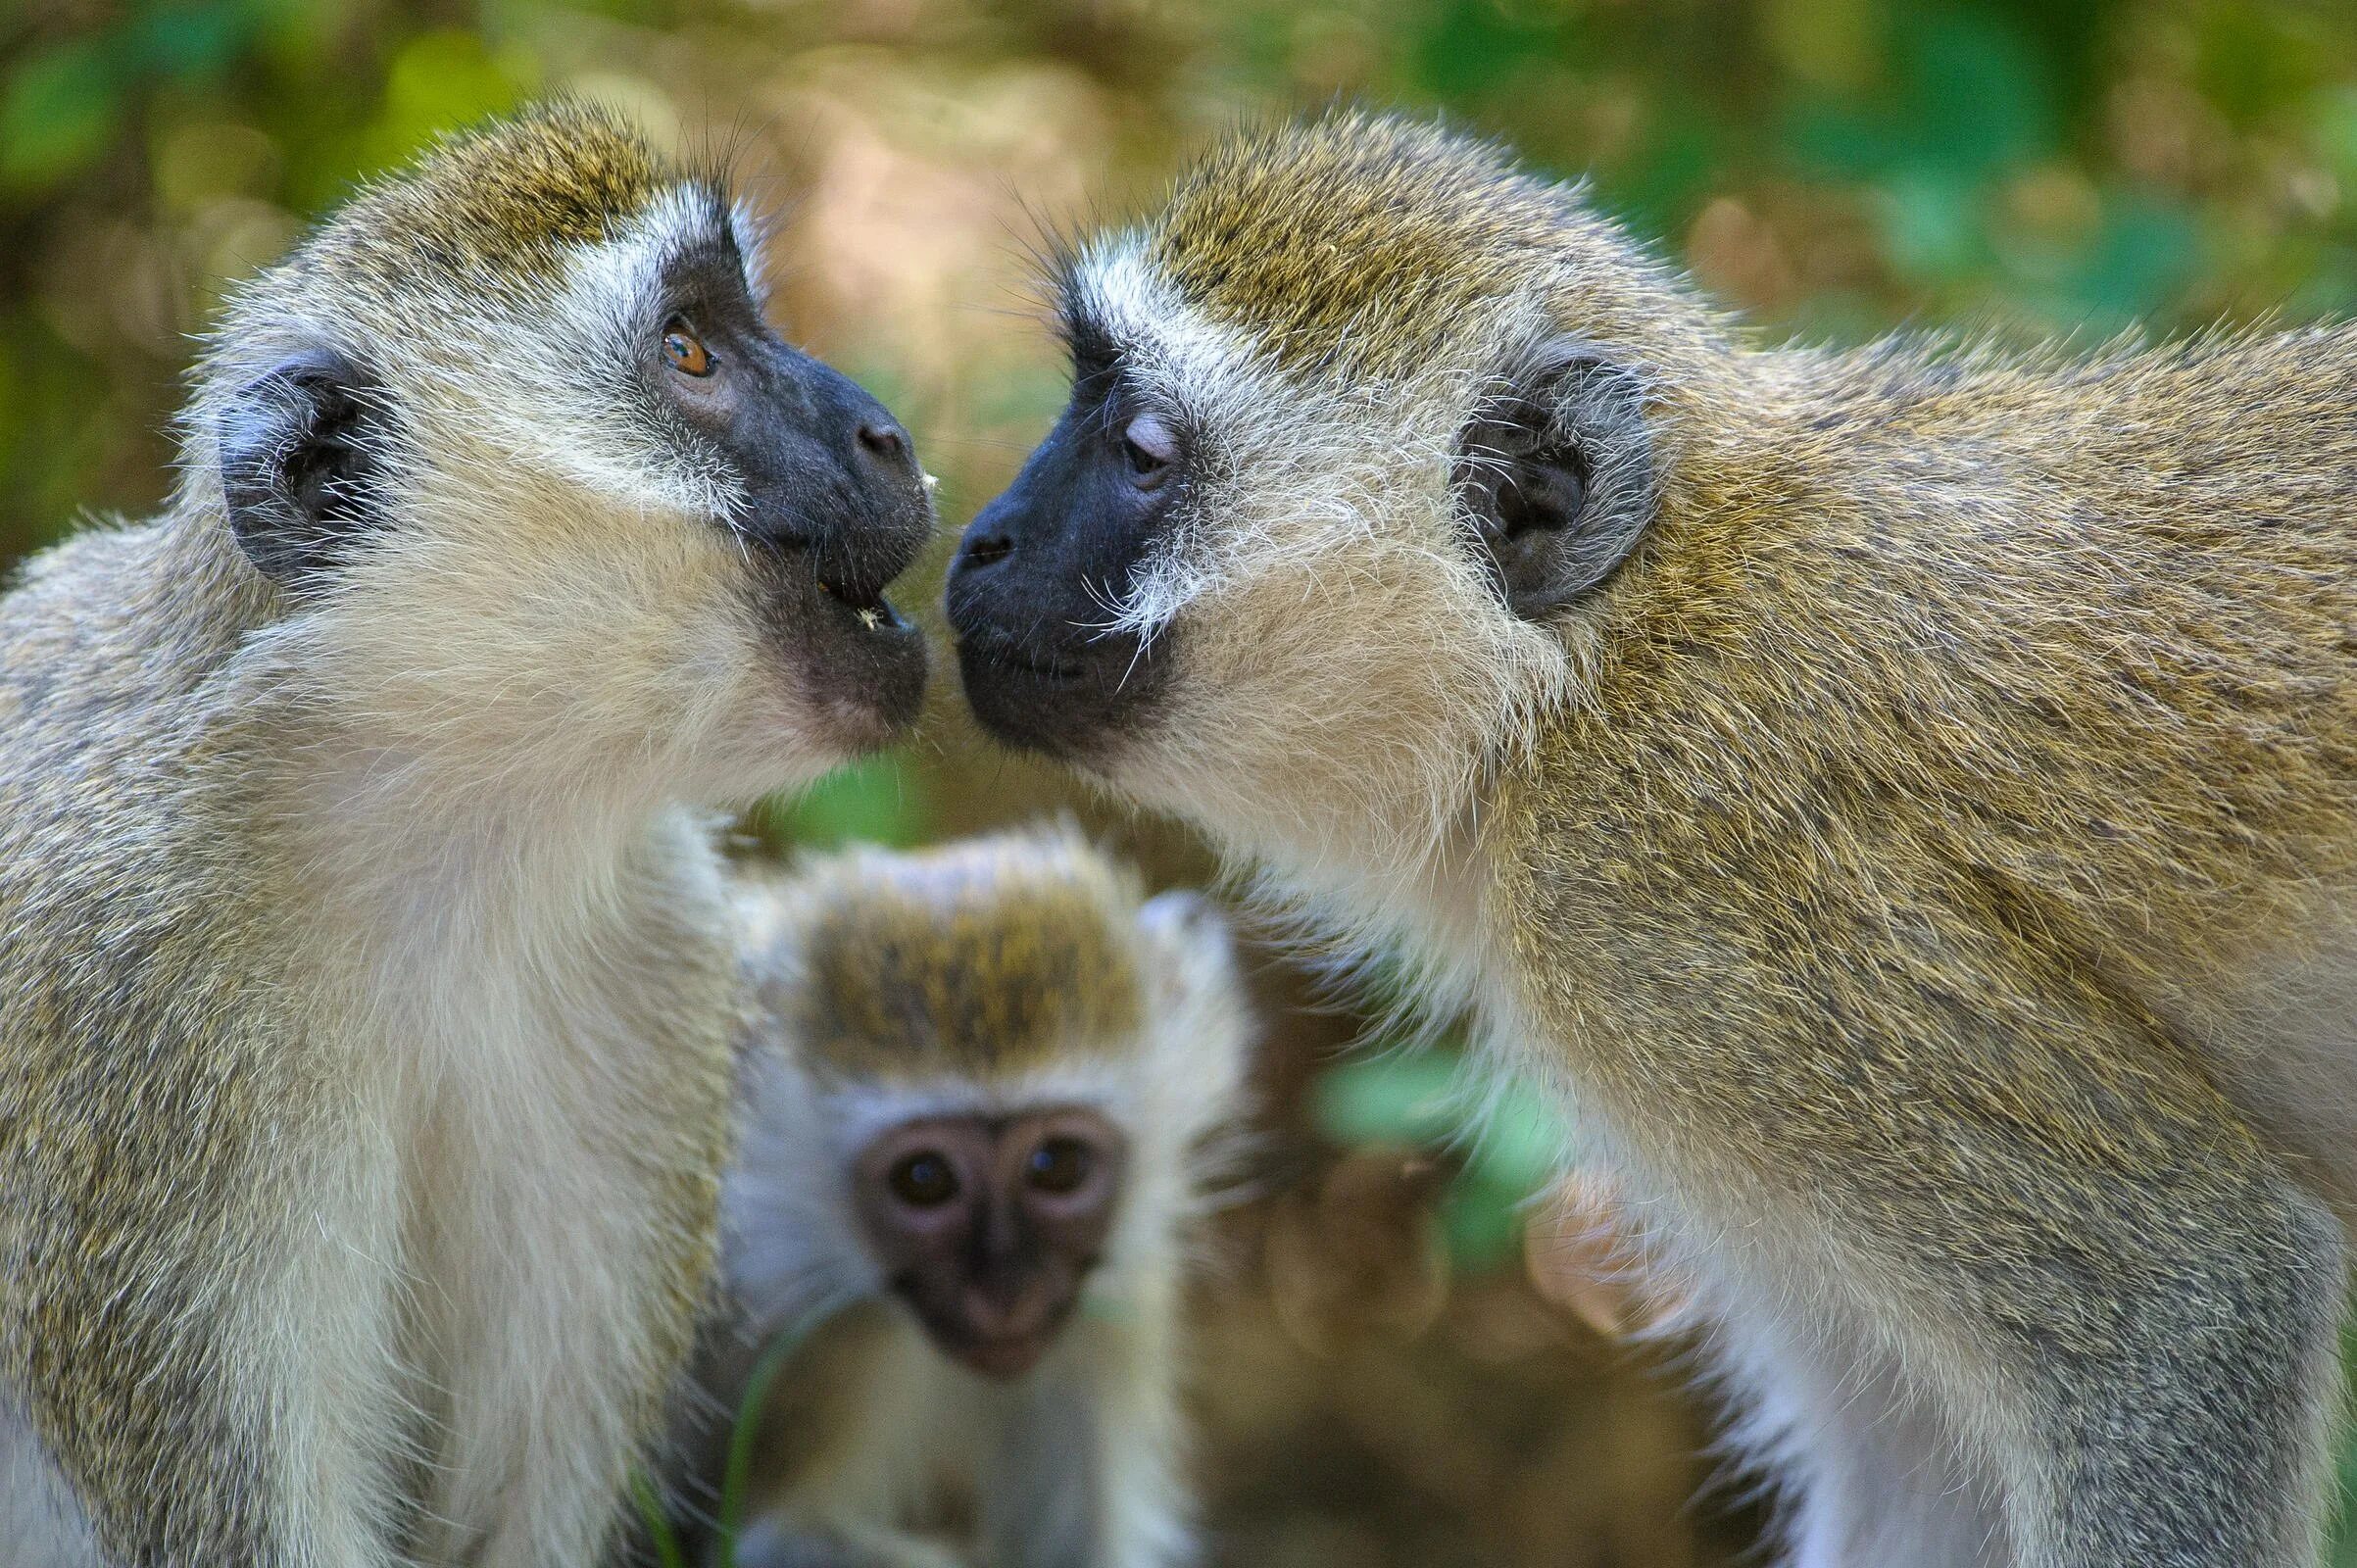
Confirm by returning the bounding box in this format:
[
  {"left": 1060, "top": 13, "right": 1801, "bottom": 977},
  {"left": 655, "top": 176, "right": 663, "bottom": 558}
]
[
  {"left": 761, "top": 752, "right": 933, "bottom": 853},
  {"left": 1314, "top": 1045, "right": 1571, "bottom": 1272}
]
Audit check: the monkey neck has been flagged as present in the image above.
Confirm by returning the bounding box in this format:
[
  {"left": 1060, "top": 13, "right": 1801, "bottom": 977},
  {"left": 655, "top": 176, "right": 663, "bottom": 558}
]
[
  {"left": 131, "top": 514, "right": 731, "bottom": 1050},
  {"left": 1209, "top": 787, "right": 1504, "bottom": 1023}
]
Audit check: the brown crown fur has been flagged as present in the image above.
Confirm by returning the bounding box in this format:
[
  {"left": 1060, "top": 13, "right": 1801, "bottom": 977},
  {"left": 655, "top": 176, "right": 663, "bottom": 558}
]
[
  {"left": 298, "top": 101, "right": 688, "bottom": 296},
  {"left": 743, "top": 832, "right": 1152, "bottom": 1080}
]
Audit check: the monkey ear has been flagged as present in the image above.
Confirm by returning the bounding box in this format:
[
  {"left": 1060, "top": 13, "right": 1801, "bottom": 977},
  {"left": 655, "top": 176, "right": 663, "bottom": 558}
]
[
  {"left": 1455, "top": 344, "right": 1655, "bottom": 620},
  {"left": 1137, "top": 888, "right": 1227, "bottom": 949},
  {"left": 1135, "top": 888, "right": 1236, "bottom": 1000},
  {"left": 216, "top": 345, "right": 385, "bottom": 587}
]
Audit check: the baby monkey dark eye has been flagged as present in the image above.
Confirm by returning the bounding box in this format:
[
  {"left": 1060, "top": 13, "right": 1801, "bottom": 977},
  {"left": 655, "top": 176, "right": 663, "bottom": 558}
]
[
  {"left": 888, "top": 1152, "right": 958, "bottom": 1207},
  {"left": 661, "top": 317, "right": 713, "bottom": 377},
  {"left": 1120, "top": 412, "right": 1177, "bottom": 487},
  {"left": 1025, "top": 1137, "right": 1092, "bottom": 1194}
]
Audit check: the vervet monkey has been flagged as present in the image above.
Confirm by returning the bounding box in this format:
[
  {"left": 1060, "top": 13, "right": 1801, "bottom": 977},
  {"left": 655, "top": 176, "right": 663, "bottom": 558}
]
[
  {"left": 655, "top": 831, "right": 1251, "bottom": 1568},
  {"left": 0, "top": 103, "right": 931, "bottom": 1566},
  {"left": 946, "top": 111, "right": 2357, "bottom": 1567}
]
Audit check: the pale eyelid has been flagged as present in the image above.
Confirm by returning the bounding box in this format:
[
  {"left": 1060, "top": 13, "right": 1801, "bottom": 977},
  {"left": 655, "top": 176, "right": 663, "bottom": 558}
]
[{"left": 1124, "top": 411, "right": 1179, "bottom": 465}]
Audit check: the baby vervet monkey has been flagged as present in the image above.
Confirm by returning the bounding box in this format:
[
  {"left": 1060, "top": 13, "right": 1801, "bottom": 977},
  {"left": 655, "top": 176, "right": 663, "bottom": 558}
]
[
  {"left": 947, "top": 111, "right": 2357, "bottom": 1566},
  {"left": 658, "top": 831, "right": 1253, "bottom": 1568},
  {"left": 0, "top": 104, "right": 931, "bottom": 1565}
]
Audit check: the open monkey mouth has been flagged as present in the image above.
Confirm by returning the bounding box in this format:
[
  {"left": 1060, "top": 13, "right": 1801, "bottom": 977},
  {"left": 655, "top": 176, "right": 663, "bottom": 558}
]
[
  {"left": 752, "top": 552, "right": 929, "bottom": 748},
  {"left": 815, "top": 572, "right": 904, "bottom": 627}
]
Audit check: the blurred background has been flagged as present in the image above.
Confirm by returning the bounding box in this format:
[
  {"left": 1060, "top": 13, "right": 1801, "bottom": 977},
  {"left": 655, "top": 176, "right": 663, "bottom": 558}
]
[{"left": 7, "top": 0, "right": 2357, "bottom": 1562}]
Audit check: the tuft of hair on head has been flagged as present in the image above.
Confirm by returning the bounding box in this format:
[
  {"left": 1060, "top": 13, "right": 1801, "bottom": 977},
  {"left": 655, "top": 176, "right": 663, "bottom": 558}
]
[
  {"left": 1139, "top": 110, "right": 1579, "bottom": 376},
  {"left": 304, "top": 98, "right": 692, "bottom": 294},
  {"left": 740, "top": 826, "right": 1175, "bottom": 1084}
]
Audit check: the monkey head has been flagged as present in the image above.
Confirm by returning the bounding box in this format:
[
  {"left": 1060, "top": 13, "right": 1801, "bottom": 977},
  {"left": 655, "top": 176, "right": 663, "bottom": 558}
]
[
  {"left": 727, "top": 828, "right": 1251, "bottom": 1380},
  {"left": 947, "top": 113, "right": 1733, "bottom": 889},
  {"left": 194, "top": 103, "right": 931, "bottom": 810}
]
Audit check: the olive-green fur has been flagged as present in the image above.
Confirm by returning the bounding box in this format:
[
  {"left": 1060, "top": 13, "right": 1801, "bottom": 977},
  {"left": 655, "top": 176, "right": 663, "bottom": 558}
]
[
  {"left": 749, "top": 835, "right": 1150, "bottom": 1081},
  {"left": 1484, "top": 323, "right": 2357, "bottom": 1565},
  {"left": 306, "top": 101, "right": 677, "bottom": 295},
  {"left": 1146, "top": 111, "right": 1716, "bottom": 379}
]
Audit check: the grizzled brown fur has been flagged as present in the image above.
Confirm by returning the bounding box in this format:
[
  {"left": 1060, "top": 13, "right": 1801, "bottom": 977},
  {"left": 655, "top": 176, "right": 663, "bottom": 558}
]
[
  {"left": 314, "top": 102, "right": 671, "bottom": 291},
  {"left": 745, "top": 833, "right": 1151, "bottom": 1079},
  {"left": 1146, "top": 112, "right": 1721, "bottom": 381}
]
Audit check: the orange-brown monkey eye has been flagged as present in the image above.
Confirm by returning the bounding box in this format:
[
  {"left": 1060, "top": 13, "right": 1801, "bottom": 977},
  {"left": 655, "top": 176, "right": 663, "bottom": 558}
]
[
  {"left": 661, "top": 318, "right": 713, "bottom": 376},
  {"left": 1025, "top": 1137, "right": 1092, "bottom": 1195},
  {"left": 888, "top": 1152, "right": 958, "bottom": 1207}
]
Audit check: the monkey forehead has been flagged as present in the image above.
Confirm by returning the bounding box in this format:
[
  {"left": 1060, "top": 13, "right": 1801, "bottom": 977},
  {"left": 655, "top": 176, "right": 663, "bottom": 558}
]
[
  {"left": 774, "top": 836, "right": 1154, "bottom": 1078},
  {"left": 1133, "top": 112, "right": 1582, "bottom": 378},
  {"left": 301, "top": 101, "right": 716, "bottom": 295}
]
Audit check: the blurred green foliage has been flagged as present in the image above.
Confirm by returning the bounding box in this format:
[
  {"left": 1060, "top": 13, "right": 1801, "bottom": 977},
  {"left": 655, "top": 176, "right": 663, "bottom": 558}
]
[
  {"left": 7, "top": 0, "right": 2357, "bottom": 1553},
  {"left": 1314, "top": 1046, "right": 1569, "bottom": 1271},
  {"left": 760, "top": 751, "right": 931, "bottom": 850}
]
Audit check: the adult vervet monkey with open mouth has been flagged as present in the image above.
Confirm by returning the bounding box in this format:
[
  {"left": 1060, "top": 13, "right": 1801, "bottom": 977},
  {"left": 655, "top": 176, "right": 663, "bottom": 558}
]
[{"left": 0, "top": 103, "right": 931, "bottom": 1567}]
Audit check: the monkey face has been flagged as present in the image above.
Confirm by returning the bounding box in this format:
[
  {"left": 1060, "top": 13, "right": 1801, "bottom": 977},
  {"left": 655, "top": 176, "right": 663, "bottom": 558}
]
[
  {"left": 206, "top": 109, "right": 932, "bottom": 808},
  {"left": 849, "top": 1107, "right": 1129, "bottom": 1379},
  {"left": 947, "top": 114, "right": 1692, "bottom": 876}
]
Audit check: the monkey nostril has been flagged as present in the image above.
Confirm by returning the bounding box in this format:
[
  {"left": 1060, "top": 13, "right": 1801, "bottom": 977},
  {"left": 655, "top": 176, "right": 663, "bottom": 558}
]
[{"left": 857, "top": 421, "right": 907, "bottom": 461}]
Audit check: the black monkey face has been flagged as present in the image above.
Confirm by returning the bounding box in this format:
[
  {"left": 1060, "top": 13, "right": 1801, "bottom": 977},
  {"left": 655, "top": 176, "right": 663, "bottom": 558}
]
[
  {"left": 643, "top": 232, "right": 934, "bottom": 751},
  {"left": 943, "top": 326, "right": 1183, "bottom": 764}
]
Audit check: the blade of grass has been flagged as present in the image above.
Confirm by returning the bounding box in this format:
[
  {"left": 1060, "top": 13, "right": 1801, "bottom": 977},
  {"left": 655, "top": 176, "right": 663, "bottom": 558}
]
[
  {"left": 632, "top": 1469, "right": 687, "bottom": 1568},
  {"left": 715, "top": 1305, "right": 840, "bottom": 1567}
]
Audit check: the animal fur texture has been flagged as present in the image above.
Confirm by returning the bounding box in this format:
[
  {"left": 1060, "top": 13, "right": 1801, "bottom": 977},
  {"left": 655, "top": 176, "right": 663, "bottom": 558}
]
[
  {"left": 0, "top": 104, "right": 914, "bottom": 1566},
  {"left": 1015, "top": 112, "right": 2357, "bottom": 1567}
]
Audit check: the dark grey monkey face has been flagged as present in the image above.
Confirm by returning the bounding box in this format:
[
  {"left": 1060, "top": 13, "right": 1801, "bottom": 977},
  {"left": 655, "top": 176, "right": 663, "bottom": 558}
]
[
  {"left": 213, "top": 210, "right": 935, "bottom": 737},
  {"left": 943, "top": 320, "right": 1184, "bottom": 763},
  {"left": 644, "top": 234, "right": 935, "bottom": 733}
]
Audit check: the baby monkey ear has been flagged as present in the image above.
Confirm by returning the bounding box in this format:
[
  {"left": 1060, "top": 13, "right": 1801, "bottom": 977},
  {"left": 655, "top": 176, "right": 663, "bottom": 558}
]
[
  {"left": 1135, "top": 888, "right": 1238, "bottom": 1004},
  {"left": 1454, "top": 342, "right": 1656, "bottom": 620},
  {"left": 217, "top": 345, "right": 386, "bottom": 587}
]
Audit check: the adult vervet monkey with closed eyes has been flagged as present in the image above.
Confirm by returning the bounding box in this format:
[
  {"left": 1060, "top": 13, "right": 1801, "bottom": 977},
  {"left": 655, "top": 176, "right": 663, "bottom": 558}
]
[
  {"left": 946, "top": 111, "right": 2357, "bottom": 1567},
  {"left": 0, "top": 103, "right": 931, "bottom": 1566}
]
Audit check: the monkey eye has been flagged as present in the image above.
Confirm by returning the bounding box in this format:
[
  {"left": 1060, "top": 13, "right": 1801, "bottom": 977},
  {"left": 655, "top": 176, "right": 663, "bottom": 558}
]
[
  {"left": 888, "top": 1152, "right": 959, "bottom": 1207},
  {"left": 1119, "top": 412, "right": 1177, "bottom": 488},
  {"left": 1025, "top": 1137, "right": 1093, "bottom": 1195},
  {"left": 661, "top": 317, "right": 714, "bottom": 377}
]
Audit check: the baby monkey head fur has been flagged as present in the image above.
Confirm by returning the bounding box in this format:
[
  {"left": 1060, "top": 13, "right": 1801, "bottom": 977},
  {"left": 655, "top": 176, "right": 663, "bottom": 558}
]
[
  {"left": 726, "top": 828, "right": 1251, "bottom": 1376},
  {"left": 195, "top": 102, "right": 932, "bottom": 812},
  {"left": 949, "top": 112, "right": 1716, "bottom": 885}
]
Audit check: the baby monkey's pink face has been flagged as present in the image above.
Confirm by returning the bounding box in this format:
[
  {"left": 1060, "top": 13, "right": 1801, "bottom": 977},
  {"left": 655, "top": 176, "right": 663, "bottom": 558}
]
[{"left": 850, "top": 1106, "right": 1130, "bottom": 1378}]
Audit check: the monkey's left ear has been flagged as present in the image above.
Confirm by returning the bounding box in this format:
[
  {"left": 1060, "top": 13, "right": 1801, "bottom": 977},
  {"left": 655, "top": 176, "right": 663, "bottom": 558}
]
[
  {"left": 217, "top": 345, "right": 386, "bottom": 587},
  {"left": 1136, "top": 888, "right": 1235, "bottom": 1000},
  {"left": 1455, "top": 344, "right": 1655, "bottom": 619}
]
